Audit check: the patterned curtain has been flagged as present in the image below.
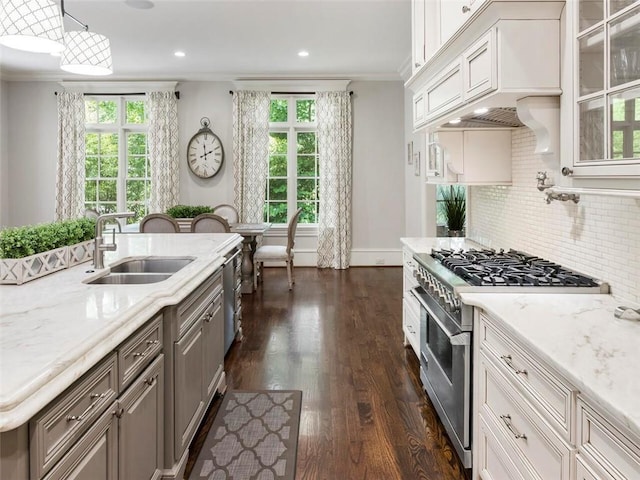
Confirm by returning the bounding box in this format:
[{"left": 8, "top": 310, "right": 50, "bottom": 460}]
[
  {"left": 147, "top": 91, "right": 179, "bottom": 213},
  {"left": 316, "top": 91, "right": 352, "bottom": 269},
  {"left": 55, "top": 92, "right": 85, "bottom": 220},
  {"left": 232, "top": 91, "right": 270, "bottom": 223}
]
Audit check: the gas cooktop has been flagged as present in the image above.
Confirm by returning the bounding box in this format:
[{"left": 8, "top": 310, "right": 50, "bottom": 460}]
[{"left": 413, "top": 248, "right": 609, "bottom": 294}]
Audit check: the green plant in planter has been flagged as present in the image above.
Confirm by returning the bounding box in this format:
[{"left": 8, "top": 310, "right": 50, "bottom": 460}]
[
  {"left": 441, "top": 186, "right": 466, "bottom": 234},
  {"left": 0, "top": 218, "right": 96, "bottom": 259},
  {"left": 165, "top": 205, "right": 214, "bottom": 218}
]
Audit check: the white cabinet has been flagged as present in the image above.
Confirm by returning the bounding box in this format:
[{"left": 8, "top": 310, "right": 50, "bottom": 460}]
[
  {"left": 424, "top": 59, "right": 464, "bottom": 122},
  {"left": 474, "top": 309, "right": 640, "bottom": 480},
  {"left": 411, "top": 0, "right": 441, "bottom": 73},
  {"left": 428, "top": 129, "right": 512, "bottom": 185},
  {"left": 474, "top": 311, "right": 576, "bottom": 480},
  {"left": 577, "top": 397, "right": 640, "bottom": 480},
  {"left": 461, "top": 30, "right": 495, "bottom": 102},
  {"left": 401, "top": 247, "right": 420, "bottom": 358},
  {"left": 440, "top": 0, "right": 487, "bottom": 46},
  {"left": 567, "top": 0, "right": 640, "bottom": 185}
]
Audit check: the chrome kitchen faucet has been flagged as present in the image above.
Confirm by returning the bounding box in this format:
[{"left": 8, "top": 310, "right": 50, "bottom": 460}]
[{"left": 94, "top": 212, "right": 135, "bottom": 269}]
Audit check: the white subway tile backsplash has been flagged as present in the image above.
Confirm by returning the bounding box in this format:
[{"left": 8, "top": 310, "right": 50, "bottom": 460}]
[{"left": 469, "top": 128, "right": 639, "bottom": 304}]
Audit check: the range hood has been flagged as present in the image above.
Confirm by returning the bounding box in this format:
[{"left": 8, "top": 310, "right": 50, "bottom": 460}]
[{"left": 439, "top": 97, "right": 560, "bottom": 156}]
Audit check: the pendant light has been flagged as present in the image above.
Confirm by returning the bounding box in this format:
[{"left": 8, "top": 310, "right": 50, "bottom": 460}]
[
  {"left": 0, "top": 0, "right": 65, "bottom": 54},
  {"left": 59, "top": 0, "right": 113, "bottom": 76}
]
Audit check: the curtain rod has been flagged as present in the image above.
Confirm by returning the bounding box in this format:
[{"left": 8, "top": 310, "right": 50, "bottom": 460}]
[
  {"left": 55, "top": 91, "right": 180, "bottom": 99},
  {"left": 228, "top": 90, "right": 353, "bottom": 95}
]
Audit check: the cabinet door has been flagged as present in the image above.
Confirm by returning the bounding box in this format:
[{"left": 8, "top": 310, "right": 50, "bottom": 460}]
[
  {"left": 174, "top": 319, "right": 205, "bottom": 459},
  {"left": 425, "top": 60, "right": 463, "bottom": 121},
  {"left": 42, "top": 408, "right": 117, "bottom": 480},
  {"left": 118, "top": 355, "right": 164, "bottom": 480},
  {"left": 412, "top": 0, "right": 427, "bottom": 71},
  {"left": 460, "top": 130, "right": 512, "bottom": 185},
  {"left": 440, "top": 0, "right": 470, "bottom": 45},
  {"left": 202, "top": 293, "right": 224, "bottom": 401}
]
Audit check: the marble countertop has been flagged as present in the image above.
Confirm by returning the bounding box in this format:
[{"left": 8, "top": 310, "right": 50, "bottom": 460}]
[
  {"left": 0, "top": 233, "right": 242, "bottom": 432},
  {"left": 462, "top": 292, "right": 640, "bottom": 439}
]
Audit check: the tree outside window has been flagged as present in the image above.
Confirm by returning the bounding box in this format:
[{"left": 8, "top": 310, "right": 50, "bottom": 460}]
[
  {"left": 266, "top": 96, "right": 319, "bottom": 224},
  {"left": 84, "top": 97, "right": 149, "bottom": 222}
]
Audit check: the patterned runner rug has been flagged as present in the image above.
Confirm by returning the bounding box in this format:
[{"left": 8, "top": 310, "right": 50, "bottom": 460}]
[{"left": 190, "top": 390, "right": 302, "bottom": 480}]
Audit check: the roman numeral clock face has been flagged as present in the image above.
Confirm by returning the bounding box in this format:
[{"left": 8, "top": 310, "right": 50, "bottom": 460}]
[{"left": 187, "top": 128, "right": 224, "bottom": 179}]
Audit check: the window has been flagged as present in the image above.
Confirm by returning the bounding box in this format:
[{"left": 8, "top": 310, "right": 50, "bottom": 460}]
[
  {"left": 436, "top": 184, "right": 466, "bottom": 227},
  {"left": 266, "top": 96, "right": 318, "bottom": 224},
  {"left": 84, "top": 97, "right": 149, "bottom": 223}
]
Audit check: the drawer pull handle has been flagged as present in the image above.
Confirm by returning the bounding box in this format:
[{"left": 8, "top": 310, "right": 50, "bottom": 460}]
[
  {"left": 145, "top": 340, "right": 159, "bottom": 346},
  {"left": 500, "top": 414, "right": 527, "bottom": 440},
  {"left": 500, "top": 355, "right": 527, "bottom": 376},
  {"left": 133, "top": 352, "right": 146, "bottom": 358},
  {"left": 203, "top": 312, "right": 213, "bottom": 322},
  {"left": 67, "top": 393, "right": 106, "bottom": 422},
  {"left": 144, "top": 375, "right": 158, "bottom": 386}
]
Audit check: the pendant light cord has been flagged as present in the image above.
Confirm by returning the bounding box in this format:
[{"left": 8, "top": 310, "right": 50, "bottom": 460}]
[{"left": 60, "top": 0, "right": 89, "bottom": 31}]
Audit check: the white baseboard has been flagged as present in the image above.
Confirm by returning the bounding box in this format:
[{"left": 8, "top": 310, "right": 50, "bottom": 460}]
[{"left": 262, "top": 248, "right": 402, "bottom": 267}]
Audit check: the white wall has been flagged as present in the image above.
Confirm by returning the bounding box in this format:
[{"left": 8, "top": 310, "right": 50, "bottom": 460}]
[
  {"left": 469, "top": 128, "right": 640, "bottom": 304},
  {"left": 0, "top": 80, "right": 8, "bottom": 227},
  {"left": 3, "top": 80, "right": 407, "bottom": 266},
  {"left": 5, "top": 81, "right": 58, "bottom": 226}
]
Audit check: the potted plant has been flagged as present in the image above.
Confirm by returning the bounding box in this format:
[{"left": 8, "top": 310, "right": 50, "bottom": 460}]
[
  {"left": 441, "top": 186, "right": 466, "bottom": 237},
  {"left": 165, "top": 205, "right": 215, "bottom": 232},
  {"left": 0, "top": 217, "right": 96, "bottom": 285}
]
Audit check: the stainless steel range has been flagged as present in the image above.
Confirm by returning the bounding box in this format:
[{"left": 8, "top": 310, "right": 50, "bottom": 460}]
[{"left": 411, "top": 248, "right": 609, "bottom": 469}]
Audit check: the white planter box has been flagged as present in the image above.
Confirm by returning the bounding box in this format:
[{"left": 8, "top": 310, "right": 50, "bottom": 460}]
[{"left": 0, "top": 240, "right": 94, "bottom": 285}]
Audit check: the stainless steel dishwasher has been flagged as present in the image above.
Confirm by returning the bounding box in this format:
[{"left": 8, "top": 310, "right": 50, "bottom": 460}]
[{"left": 223, "top": 247, "right": 242, "bottom": 354}]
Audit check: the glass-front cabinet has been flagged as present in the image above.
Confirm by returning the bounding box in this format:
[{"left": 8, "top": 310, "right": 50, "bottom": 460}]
[{"left": 574, "top": 0, "right": 640, "bottom": 182}]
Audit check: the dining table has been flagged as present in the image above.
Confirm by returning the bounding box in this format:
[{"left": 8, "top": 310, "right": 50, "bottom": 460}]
[{"left": 229, "top": 223, "right": 272, "bottom": 293}]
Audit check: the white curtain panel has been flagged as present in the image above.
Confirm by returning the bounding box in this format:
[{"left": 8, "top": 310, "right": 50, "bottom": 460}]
[
  {"left": 55, "top": 92, "right": 85, "bottom": 221},
  {"left": 147, "top": 91, "right": 179, "bottom": 213},
  {"left": 232, "top": 91, "right": 270, "bottom": 223},
  {"left": 316, "top": 91, "right": 352, "bottom": 269}
]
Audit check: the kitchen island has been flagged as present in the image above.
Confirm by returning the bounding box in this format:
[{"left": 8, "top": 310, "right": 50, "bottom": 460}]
[{"left": 0, "top": 232, "right": 243, "bottom": 480}]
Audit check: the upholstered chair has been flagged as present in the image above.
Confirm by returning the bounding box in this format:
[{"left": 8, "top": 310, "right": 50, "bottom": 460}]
[
  {"left": 191, "top": 213, "right": 231, "bottom": 233},
  {"left": 139, "top": 213, "right": 181, "bottom": 233},
  {"left": 213, "top": 204, "right": 239, "bottom": 224},
  {"left": 253, "top": 207, "right": 302, "bottom": 290}
]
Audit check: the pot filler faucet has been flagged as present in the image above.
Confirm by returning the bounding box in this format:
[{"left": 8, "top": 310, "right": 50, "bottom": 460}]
[{"left": 94, "top": 212, "right": 135, "bottom": 269}]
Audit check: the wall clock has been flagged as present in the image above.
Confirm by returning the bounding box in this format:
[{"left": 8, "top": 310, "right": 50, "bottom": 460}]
[{"left": 187, "top": 117, "right": 224, "bottom": 179}]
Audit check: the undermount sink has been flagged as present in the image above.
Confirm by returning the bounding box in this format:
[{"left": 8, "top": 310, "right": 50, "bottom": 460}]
[
  {"left": 88, "top": 273, "right": 173, "bottom": 285},
  {"left": 109, "top": 257, "right": 194, "bottom": 274},
  {"left": 86, "top": 256, "right": 195, "bottom": 285}
]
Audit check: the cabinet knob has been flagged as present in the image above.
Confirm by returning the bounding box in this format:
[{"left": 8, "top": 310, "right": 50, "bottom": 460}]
[{"left": 462, "top": 5, "right": 471, "bottom": 13}]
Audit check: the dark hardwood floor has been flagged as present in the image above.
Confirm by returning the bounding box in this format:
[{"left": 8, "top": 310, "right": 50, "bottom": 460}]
[{"left": 185, "top": 267, "right": 470, "bottom": 480}]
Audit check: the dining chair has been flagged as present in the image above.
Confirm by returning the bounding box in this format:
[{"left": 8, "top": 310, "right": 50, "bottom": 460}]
[
  {"left": 139, "top": 213, "right": 181, "bottom": 233},
  {"left": 253, "top": 207, "right": 303, "bottom": 291},
  {"left": 213, "top": 204, "right": 239, "bottom": 224},
  {"left": 191, "top": 213, "right": 231, "bottom": 233}
]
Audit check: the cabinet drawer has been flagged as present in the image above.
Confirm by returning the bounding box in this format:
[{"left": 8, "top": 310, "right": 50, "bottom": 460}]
[
  {"left": 576, "top": 454, "right": 613, "bottom": 480},
  {"left": 118, "top": 313, "right": 163, "bottom": 391},
  {"left": 479, "top": 313, "right": 575, "bottom": 441},
  {"left": 30, "top": 353, "right": 118, "bottom": 479},
  {"left": 578, "top": 398, "right": 640, "bottom": 480},
  {"left": 479, "top": 353, "right": 572, "bottom": 480},
  {"left": 402, "top": 297, "right": 420, "bottom": 357},
  {"left": 177, "top": 271, "right": 222, "bottom": 336},
  {"left": 476, "top": 414, "right": 525, "bottom": 480}
]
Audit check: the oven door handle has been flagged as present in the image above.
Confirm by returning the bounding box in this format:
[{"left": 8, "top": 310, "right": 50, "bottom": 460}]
[{"left": 412, "top": 286, "right": 467, "bottom": 344}]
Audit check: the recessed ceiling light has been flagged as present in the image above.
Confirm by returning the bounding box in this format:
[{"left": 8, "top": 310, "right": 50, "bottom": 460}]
[
  {"left": 474, "top": 107, "right": 489, "bottom": 114},
  {"left": 125, "top": 0, "right": 154, "bottom": 9},
  {"left": 298, "top": 50, "right": 309, "bottom": 57},
  {"left": 174, "top": 51, "right": 185, "bottom": 57},
  {"left": 449, "top": 118, "right": 462, "bottom": 124}
]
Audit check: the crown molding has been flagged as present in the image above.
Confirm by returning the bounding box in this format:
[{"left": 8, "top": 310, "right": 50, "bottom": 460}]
[{"left": 58, "top": 80, "right": 178, "bottom": 93}]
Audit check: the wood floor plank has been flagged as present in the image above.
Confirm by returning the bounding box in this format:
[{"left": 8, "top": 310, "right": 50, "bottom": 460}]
[{"left": 185, "top": 267, "right": 470, "bottom": 480}]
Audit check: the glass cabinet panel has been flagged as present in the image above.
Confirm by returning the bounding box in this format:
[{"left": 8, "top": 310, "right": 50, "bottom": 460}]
[
  {"left": 609, "top": 86, "right": 640, "bottom": 159},
  {"left": 579, "top": 27, "right": 605, "bottom": 95},
  {"left": 611, "top": 0, "right": 636, "bottom": 14},
  {"left": 579, "top": 0, "right": 604, "bottom": 31},
  {"left": 610, "top": 6, "right": 640, "bottom": 87},
  {"left": 579, "top": 97, "right": 606, "bottom": 161}
]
